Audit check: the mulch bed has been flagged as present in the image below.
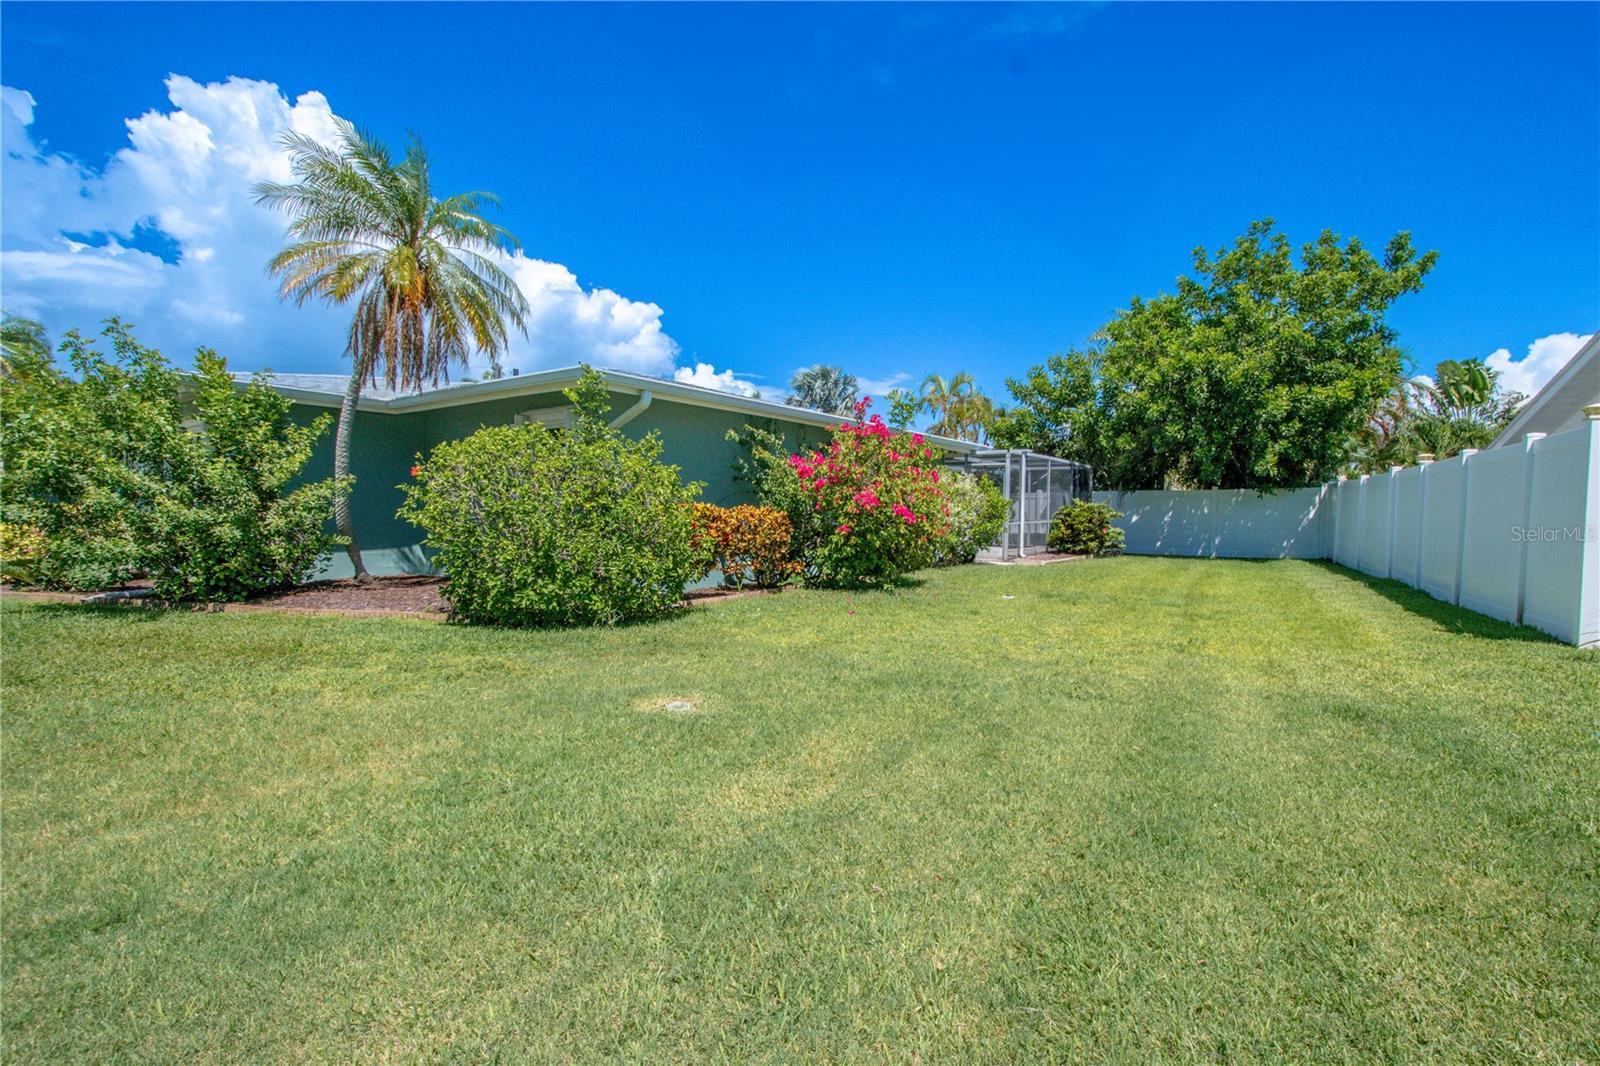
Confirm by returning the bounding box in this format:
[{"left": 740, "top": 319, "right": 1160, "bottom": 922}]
[
  {"left": 245, "top": 577, "right": 781, "bottom": 615},
  {"left": 244, "top": 575, "right": 451, "bottom": 615},
  {"left": 4, "top": 575, "right": 784, "bottom": 621},
  {"left": 683, "top": 586, "right": 783, "bottom": 605}
]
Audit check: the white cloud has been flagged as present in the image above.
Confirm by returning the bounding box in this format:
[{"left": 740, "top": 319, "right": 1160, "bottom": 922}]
[
  {"left": 856, "top": 371, "right": 912, "bottom": 398},
  {"left": 672, "top": 361, "right": 760, "bottom": 397},
  {"left": 1, "top": 75, "right": 679, "bottom": 381},
  {"left": 1485, "top": 332, "right": 1593, "bottom": 399},
  {"left": 496, "top": 253, "right": 676, "bottom": 377}
]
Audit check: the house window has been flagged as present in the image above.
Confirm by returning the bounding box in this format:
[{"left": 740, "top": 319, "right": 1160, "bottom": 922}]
[{"left": 513, "top": 405, "right": 577, "bottom": 431}]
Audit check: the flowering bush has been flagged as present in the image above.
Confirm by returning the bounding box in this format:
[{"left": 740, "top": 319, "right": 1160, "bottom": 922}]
[
  {"left": 399, "top": 368, "right": 703, "bottom": 627},
  {"left": 742, "top": 399, "right": 950, "bottom": 588},
  {"left": 1047, "top": 499, "right": 1125, "bottom": 556},
  {"left": 690, "top": 503, "right": 800, "bottom": 589},
  {"left": 935, "top": 470, "right": 1010, "bottom": 565}
]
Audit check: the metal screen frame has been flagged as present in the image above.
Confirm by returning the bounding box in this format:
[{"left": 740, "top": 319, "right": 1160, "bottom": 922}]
[{"left": 945, "top": 449, "right": 1093, "bottom": 560}]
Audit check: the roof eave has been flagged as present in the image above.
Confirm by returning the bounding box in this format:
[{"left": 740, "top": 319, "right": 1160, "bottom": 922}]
[
  {"left": 264, "top": 365, "right": 984, "bottom": 454},
  {"left": 1490, "top": 331, "right": 1600, "bottom": 447}
]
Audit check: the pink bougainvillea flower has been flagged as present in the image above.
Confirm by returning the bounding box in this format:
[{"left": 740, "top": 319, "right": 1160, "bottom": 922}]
[
  {"left": 912, "top": 433, "right": 924, "bottom": 445},
  {"left": 852, "top": 489, "right": 881, "bottom": 509},
  {"left": 836, "top": 523, "right": 852, "bottom": 535}
]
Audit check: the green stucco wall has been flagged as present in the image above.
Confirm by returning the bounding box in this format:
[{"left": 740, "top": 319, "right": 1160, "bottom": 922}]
[{"left": 294, "top": 391, "right": 833, "bottom": 578}]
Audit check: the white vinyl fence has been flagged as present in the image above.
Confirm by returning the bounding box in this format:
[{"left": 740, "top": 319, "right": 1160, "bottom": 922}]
[
  {"left": 1093, "top": 415, "right": 1600, "bottom": 647},
  {"left": 1093, "top": 486, "right": 1332, "bottom": 559}
]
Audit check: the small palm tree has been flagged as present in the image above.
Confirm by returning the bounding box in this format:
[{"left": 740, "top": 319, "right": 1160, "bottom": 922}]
[
  {"left": 1, "top": 314, "right": 51, "bottom": 380},
  {"left": 1430, "top": 359, "right": 1495, "bottom": 421},
  {"left": 786, "top": 365, "right": 859, "bottom": 416},
  {"left": 950, "top": 389, "right": 996, "bottom": 443},
  {"left": 256, "top": 121, "right": 529, "bottom": 580},
  {"left": 920, "top": 372, "right": 979, "bottom": 437}
]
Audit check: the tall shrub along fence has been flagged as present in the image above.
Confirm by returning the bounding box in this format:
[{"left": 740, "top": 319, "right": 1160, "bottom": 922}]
[{"left": 1093, "top": 410, "right": 1600, "bottom": 647}]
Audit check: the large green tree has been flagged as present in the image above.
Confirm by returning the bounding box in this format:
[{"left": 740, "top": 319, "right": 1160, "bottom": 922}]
[
  {"left": 256, "top": 120, "right": 529, "bottom": 579},
  {"left": 993, "top": 220, "right": 1438, "bottom": 489}
]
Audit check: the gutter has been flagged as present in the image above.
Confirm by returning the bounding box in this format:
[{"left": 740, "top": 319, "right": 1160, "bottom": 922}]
[{"left": 609, "top": 389, "right": 653, "bottom": 429}]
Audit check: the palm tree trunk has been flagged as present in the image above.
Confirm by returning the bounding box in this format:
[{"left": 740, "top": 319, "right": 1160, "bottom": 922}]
[{"left": 335, "top": 370, "right": 371, "bottom": 582}]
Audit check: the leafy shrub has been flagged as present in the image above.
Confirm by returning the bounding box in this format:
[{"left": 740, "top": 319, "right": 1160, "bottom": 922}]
[
  {"left": 399, "top": 368, "right": 703, "bottom": 626},
  {"left": 1047, "top": 499, "right": 1125, "bottom": 556},
  {"left": 734, "top": 400, "right": 950, "bottom": 588},
  {"left": 141, "top": 352, "right": 349, "bottom": 602},
  {"left": 690, "top": 503, "right": 800, "bottom": 589},
  {"left": 1, "top": 322, "right": 143, "bottom": 589},
  {"left": 0, "top": 319, "right": 344, "bottom": 598},
  {"left": 936, "top": 471, "right": 1009, "bottom": 565}
]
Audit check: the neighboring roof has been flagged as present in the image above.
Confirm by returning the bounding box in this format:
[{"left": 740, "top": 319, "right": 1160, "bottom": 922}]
[
  {"left": 242, "top": 365, "right": 983, "bottom": 454},
  {"left": 1491, "top": 332, "right": 1600, "bottom": 447}
]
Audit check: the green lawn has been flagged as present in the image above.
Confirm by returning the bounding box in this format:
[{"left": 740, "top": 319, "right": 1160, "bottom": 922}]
[{"left": 3, "top": 559, "right": 1596, "bottom": 1063}]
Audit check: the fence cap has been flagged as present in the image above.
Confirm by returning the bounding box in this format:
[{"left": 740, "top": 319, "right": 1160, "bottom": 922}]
[
  {"left": 1585, "top": 403, "right": 1600, "bottom": 420},
  {"left": 1417, "top": 453, "right": 1435, "bottom": 462}
]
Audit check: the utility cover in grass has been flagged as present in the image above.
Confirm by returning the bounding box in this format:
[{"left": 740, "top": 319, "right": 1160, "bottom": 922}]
[{"left": 636, "top": 695, "right": 703, "bottom": 715}]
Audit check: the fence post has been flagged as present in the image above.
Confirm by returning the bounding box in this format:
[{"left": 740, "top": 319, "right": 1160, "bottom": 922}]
[
  {"left": 1383, "top": 466, "right": 1402, "bottom": 578},
  {"left": 1326, "top": 479, "right": 1341, "bottom": 561},
  {"left": 1514, "top": 433, "right": 1547, "bottom": 625},
  {"left": 1452, "top": 449, "right": 1478, "bottom": 607},
  {"left": 1209, "top": 486, "right": 1220, "bottom": 558},
  {"left": 1578, "top": 406, "right": 1600, "bottom": 647},
  {"left": 1414, "top": 455, "right": 1434, "bottom": 590},
  {"left": 1354, "top": 475, "right": 1369, "bottom": 572}
]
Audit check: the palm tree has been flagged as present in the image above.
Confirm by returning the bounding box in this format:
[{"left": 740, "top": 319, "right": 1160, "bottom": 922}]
[
  {"left": 950, "top": 389, "right": 996, "bottom": 443},
  {"left": 1348, "top": 358, "right": 1526, "bottom": 474},
  {"left": 1429, "top": 359, "right": 1495, "bottom": 421},
  {"left": 1354, "top": 371, "right": 1424, "bottom": 469},
  {"left": 256, "top": 121, "right": 529, "bottom": 580},
  {"left": 1, "top": 314, "right": 51, "bottom": 380},
  {"left": 786, "top": 365, "right": 859, "bottom": 416},
  {"left": 920, "top": 372, "right": 980, "bottom": 437}
]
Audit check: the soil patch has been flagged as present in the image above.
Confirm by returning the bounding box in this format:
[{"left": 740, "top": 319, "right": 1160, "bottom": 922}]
[
  {"left": 6, "top": 575, "right": 784, "bottom": 620},
  {"left": 683, "top": 586, "right": 784, "bottom": 606},
  {"left": 245, "top": 575, "right": 450, "bottom": 615}
]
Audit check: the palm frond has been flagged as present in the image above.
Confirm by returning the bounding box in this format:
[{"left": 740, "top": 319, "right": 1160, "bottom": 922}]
[{"left": 258, "top": 121, "right": 531, "bottom": 390}]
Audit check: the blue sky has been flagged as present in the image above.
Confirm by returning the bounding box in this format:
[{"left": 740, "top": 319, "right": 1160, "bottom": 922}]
[{"left": 2, "top": 2, "right": 1596, "bottom": 403}]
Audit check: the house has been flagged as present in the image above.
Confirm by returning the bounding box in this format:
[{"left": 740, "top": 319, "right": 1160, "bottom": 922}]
[
  {"left": 262, "top": 366, "right": 982, "bottom": 578},
  {"left": 1491, "top": 332, "right": 1600, "bottom": 447}
]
